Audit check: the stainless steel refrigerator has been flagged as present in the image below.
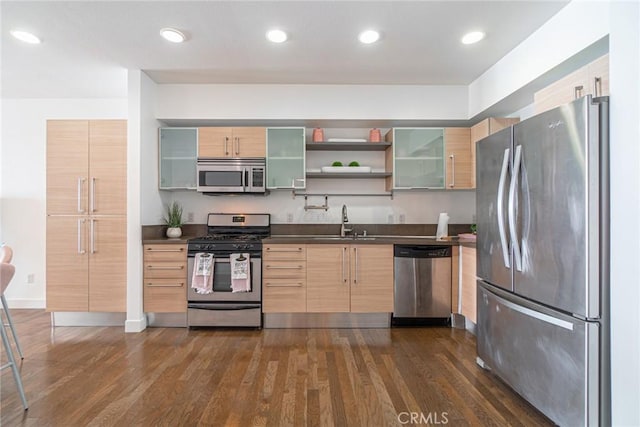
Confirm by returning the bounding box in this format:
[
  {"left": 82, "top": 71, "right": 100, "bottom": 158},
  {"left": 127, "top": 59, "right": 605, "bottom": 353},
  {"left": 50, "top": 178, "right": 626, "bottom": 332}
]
[{"left": 475, "top": 95, "right": 609, "bottom": 426}]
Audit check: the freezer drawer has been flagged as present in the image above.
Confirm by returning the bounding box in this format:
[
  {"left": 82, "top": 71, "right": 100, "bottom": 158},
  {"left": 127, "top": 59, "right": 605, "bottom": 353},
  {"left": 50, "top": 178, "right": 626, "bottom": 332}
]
[{"left": 477, "top": 283, "right": 600, "bottom": 426}]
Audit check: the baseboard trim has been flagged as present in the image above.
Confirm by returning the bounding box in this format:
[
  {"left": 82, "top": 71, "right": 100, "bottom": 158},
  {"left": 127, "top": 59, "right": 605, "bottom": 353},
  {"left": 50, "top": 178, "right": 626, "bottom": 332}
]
[
  {"left": 52, "top": 312, "right": 126, "bottom": 327},
  {"left": 5, "top": 299, "right": 46, "bottom": 309},
  {"left": 125, "top": 316, "right": 147, "bottom": 333}
]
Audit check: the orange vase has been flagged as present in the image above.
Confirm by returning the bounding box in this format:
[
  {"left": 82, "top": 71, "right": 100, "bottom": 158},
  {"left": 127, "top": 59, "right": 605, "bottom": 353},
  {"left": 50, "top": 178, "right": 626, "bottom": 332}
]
[
  {"left": 312, "top": 128, "right": 324, "bottom": 142},
  {"left": 369, "top": 128, "right": 381, "bottom": 142}
]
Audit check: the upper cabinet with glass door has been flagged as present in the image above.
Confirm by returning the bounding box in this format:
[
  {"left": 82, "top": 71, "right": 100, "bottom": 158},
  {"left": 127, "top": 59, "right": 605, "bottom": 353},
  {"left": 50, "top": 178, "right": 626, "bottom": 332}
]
[
  {"left": 386, "top": 128, "right": 445, "bottom": 189},
  {"left": 159, "top": 128, "right": 198, "bottom": 190},
  {"left": 266, "top": 127, "right": 306, "bottom": 189}
]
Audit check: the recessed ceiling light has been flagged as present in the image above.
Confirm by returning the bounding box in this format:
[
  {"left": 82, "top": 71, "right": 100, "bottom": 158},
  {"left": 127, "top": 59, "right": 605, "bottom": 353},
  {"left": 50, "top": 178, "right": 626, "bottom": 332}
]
[
  {"left": 358, "top": 30, "right": 380, "bottom": 44},
  {"left": 160, "top": 28, "right": 186, "bottom": 43},
  {"left": 10, "top": 30, "right": 41, "bottom": 44},
  {"left": 266, "top": 29, "right": 287, "bottom": 43},
  {"left": 461, "top": 31, "right": 485, "bottom": 45}
]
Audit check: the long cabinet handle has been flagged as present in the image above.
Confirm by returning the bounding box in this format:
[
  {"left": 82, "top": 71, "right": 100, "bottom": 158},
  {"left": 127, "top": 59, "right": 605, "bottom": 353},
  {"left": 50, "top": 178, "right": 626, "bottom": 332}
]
[
  {"left": 235, "top": 137, "right": 240, "bottom": 155},
  {"left": 146, "top": 282, "right": 184, "bottom": 288},
  {"left": 224, "top": 136, "right": 229, "bottom": 156},
  {"left": 77, "top": 177, "right": 85, "bottom": 213},
  {"left": 265, "top": 282, "right": 303, "bottom": 287},
  {"left": 77, "top": 219, "right": 86, "bottom": 254},
  {"left": 90, "top": 177, "right": 96, "bottom": 212},
  {"left": 146, "top": 247, "right": 185, "bottom": 252},
  {"left": 508, "top": 145, "right": 523, "bottom": 272},
  {"left": 266, "top": 265, "right": 303, "bottom": 269},
  {"left": 146, "top": 265, "right": 185, "bottom": 270},
  {"left": 90, "top": 219, "right": 96, "bottom": 254},
  {"left": 353, "top": 247, "right": 358, "bottom": 284},
  {"left": 449, "top": 154, "right": 455, "bottom": 188},
  {"left": 497, "top": 148, "right": 511, "bottom": 269},
  {"left": 593, "top": 77, "right": 602, "bottom": 97},
  {"left": 266, "top": 248, "right": 303, "bottom": 252},
  {"left": 342, "top": 246, "right": 347, "bottom": 283}
]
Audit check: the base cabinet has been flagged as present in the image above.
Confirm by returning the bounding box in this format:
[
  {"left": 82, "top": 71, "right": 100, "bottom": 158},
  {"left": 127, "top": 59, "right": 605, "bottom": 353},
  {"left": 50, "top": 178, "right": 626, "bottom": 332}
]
[
  {"left": 143, "top": 244, "right": 187, "bottom": 313},
  {"left": 263, "top": 245, "right": 307, "bottom": 312},
  {"left": 459, "top": 246, "right": 477, "bottom": 323},
  {"left": 265, "top": 243, "right": 394, "bottom": 314}
]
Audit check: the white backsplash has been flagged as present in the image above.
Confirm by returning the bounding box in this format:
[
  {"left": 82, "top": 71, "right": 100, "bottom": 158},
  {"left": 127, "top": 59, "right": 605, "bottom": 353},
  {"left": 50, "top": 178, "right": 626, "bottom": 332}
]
[{"left": 151, "top": 187, "right": 475, "bottom": 225}]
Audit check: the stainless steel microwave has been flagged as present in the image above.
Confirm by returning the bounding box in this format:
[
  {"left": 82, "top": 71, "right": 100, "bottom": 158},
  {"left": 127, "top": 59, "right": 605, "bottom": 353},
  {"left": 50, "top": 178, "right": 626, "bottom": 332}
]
[{"left": 196, "top": 158, "right": 266, "bottom": 193}]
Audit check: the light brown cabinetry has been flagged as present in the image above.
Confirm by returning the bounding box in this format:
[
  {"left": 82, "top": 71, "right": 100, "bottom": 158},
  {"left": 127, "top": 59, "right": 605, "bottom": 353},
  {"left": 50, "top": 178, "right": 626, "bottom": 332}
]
[
  {"left": 263, "top": 245, "right": 307, "bottom": 313},
  {"left": 307, "top": 245, "right": 350, "bottom": 312},
  {"left": 459, "top": 246, "right": 477, "bottom": 324},
  {"left": 198, "top": 127, "right": 266, "bottom": 158},
  {"left": 444, "top": 127, "right": 473, "bottom": 189},
  {"left": 143, "top": 244, "right": 187, "bottom": 313},
  {"left": 534, "top": 54, "right": 609, "bottom": 114},
  {"left": 349, "top": 245, "right": 394, "bottom": 312},
  {"left": 470, "top": 117, "right": 520, "bottom": 188},
  {"left": 46, "top": 120, "right": 127, "bottom": 312},
  {"left": 306, "top": 244, "right": 394, "bottom": 312}
]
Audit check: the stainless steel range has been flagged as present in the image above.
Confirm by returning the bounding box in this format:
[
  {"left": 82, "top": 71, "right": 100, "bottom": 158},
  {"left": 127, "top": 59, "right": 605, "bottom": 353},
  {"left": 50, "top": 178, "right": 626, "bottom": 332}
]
[{"left": 187, "top": 213, "right": 269, "bottom": 327}]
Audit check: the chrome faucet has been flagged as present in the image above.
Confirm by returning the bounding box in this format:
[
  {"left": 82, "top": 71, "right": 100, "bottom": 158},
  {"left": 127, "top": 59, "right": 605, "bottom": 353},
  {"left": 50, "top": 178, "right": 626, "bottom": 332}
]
[{"left": 340, "top": 204, "right": 353, "bottom": 237}]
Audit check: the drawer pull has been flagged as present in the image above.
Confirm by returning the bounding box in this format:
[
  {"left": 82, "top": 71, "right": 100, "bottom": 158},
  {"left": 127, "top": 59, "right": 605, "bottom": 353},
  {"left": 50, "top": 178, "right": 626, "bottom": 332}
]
[
  {"left": 146, "top": 247, "right": 184, "bottom": 252},
  {"left": 146, "top": 282, "right": 184, "bottom": 288},
  {"left": 265, "top": 282, "right": 303, "bottom": 287},
  {"left": 266, "top": 248, "right": 303, "bottom": 252},
  {"left": 266, "top": 265, "right": 303, "bottom": 269},
  {"left": 146, "top": 265, "right": 184, "bottom": 270}
]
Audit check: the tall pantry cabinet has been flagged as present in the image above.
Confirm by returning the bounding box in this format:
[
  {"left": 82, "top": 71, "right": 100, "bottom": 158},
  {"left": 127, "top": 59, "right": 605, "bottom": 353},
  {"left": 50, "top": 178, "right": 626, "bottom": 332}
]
[{"left": 46, "top": 120, "right": 127, "bottom": 312}]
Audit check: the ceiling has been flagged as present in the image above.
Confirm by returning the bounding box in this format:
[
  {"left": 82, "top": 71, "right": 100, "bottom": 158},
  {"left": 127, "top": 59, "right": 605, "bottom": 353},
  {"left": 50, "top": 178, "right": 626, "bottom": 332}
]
[{"left": 2, "top": 1, "right": 570, "bottom": 99}]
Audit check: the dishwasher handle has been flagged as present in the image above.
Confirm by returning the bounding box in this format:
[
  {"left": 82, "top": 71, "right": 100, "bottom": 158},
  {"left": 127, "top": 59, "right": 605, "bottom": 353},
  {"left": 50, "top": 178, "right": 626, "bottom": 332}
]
[{"left": 393, "top": 245, "right": 451, "bottom": 258}]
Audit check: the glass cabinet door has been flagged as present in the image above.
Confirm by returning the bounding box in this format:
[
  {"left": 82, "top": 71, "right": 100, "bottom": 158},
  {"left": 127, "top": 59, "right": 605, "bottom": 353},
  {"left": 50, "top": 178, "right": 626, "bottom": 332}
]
[
  {"left": 392, "top": 128, "right": 445, "bottom": 189},
  {"left": 266, "top": 127, "right": 305, "bottom": 189},
  {"left": 159, "top": 128, "right": 198, "bottom": 190}
]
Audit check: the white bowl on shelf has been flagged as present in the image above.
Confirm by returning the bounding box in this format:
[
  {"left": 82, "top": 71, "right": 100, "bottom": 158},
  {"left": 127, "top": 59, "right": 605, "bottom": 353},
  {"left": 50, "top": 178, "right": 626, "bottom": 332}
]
[{"left": 321, "top": 166, "right": 372, "bottom": 173}]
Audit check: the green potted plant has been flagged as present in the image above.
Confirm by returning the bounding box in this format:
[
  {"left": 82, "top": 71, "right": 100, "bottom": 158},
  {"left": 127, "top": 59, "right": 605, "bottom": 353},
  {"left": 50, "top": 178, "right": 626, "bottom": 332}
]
[{"left": 164, "top": 201, "right": 184, "bottom": 238}]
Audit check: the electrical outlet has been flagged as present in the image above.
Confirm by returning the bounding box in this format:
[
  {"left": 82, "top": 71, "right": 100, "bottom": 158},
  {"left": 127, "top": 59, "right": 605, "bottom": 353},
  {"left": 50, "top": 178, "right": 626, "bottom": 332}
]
[
  {"left": 187, "top": 212, "right": 194, "bottom": 222},
  {"left": 27, "top": 273, "right": 35, "bottom": 284},
  {"left": 399, "top": 214, "right": 406, "bottom": 224},
  {"left": 286, "top": 213, "right": 293, "bottom": 223}
]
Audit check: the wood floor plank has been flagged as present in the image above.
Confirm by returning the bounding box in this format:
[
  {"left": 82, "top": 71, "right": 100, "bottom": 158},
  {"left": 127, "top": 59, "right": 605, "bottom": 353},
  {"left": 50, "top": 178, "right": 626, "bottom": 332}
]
[{"left": 1, "top": 310, "right": 554, "bottom": 426}]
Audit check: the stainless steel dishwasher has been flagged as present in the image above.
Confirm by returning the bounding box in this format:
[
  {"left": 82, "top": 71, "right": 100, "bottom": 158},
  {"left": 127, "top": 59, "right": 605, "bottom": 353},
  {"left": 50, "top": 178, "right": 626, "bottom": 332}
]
[{"left": 392, "top": 245, "right": 452, "bottom": 326}]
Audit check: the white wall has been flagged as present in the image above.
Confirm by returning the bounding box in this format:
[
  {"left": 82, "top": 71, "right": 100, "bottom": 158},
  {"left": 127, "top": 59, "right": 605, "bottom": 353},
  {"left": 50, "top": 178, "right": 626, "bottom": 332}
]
[
  {"left": 156, "top": 84, "right": 468, "bottom": 121},
  {"left": 0, "top": 98, "right": 127, "bottom": 308},
  {"left": 609, "top": 1, "right": 640, "bottom": 425},
  {"left": 468, "top": 0, "right": 610, "bottom": 117}
]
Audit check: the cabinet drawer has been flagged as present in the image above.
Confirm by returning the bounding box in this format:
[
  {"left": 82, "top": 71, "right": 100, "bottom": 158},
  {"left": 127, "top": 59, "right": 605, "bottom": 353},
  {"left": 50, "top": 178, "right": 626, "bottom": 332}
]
[
  {"left": 144, "top": 261, "right": 187, "bottom": 279},
  {"left": 144, "top": 244, "right": 187, "bottom": 262},
  {"left": 263, "top": 261, "right": 306, "bottom": 278},
  {"left": 263, "top": 280, "right": 306, "bottom": 313},
  {"left": 144, "top": 279, "right": 187, "bottom": 313},
  {"left": 264, "top": 245, "right": 306, "bottom": 260}
]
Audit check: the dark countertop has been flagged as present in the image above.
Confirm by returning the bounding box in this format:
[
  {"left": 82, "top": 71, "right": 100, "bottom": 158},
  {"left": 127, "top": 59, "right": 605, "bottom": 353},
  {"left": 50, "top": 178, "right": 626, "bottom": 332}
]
[
  {"left": 264, "top": 235, "right": 465, "bottom": 246},
  {"left": 141, "top": 223, "right": 476, "bottom": 248}
]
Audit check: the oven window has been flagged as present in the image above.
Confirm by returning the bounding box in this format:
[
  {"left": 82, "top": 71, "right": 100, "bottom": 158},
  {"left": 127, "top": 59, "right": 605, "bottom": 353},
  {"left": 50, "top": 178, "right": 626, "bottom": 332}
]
[
  {"left": 201, "top": 170, "right": 242, "bottom": 187},
  {"left": 213, "top": 261, "right": 252, "bottom": 292}
]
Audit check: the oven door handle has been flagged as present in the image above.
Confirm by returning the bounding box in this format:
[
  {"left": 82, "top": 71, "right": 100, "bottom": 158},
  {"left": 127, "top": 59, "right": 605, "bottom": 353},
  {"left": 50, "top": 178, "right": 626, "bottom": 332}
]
[{"left": 188, "top": 303, "right": 261, "bottom": 311}]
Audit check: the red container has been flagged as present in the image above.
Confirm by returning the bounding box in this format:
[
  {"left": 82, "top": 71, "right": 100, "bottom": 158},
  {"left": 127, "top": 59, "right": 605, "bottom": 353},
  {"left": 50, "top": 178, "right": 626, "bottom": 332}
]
[
  {"left": 312, "top": 128, "right": 324, "bottom": 142},
  {"left": 369, "top": 128, "right": 381, "bottom": 142}
]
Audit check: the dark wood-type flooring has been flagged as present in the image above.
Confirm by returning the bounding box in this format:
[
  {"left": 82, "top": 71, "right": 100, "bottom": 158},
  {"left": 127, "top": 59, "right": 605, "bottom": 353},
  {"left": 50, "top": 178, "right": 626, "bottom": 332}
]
[{"left": 1, "top": 310, "right": 552, "bottom": 426}]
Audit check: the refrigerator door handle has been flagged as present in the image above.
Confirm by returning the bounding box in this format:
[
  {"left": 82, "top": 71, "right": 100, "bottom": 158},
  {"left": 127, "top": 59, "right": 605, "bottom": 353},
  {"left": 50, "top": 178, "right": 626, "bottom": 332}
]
[
  {"left": 497, "top": 148, "right": 511, "bottom": 269},
  {"left": 492, "top": 291, "right": 574, "bottom": 331},
  {"left": 508, "top": 144, "right": 523, "bottom": 271}
]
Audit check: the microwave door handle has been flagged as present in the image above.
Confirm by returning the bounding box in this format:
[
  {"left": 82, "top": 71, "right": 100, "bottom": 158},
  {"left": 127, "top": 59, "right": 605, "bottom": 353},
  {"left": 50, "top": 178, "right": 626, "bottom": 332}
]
[{"left": 244, "top": 169, "right": 249, "bottom": 192}]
